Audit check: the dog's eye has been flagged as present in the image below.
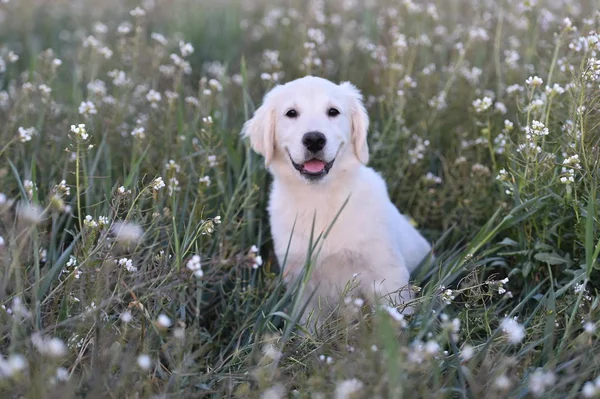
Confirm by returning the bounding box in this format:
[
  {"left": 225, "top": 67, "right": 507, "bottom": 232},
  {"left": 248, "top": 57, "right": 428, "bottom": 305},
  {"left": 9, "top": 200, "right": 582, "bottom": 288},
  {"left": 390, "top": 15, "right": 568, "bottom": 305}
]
[
  {"left": 285, "top": 109, "right": 298, "bottom": 118},
  {"left": 327, "top": 108, "right": 340, "bottom": 117}
]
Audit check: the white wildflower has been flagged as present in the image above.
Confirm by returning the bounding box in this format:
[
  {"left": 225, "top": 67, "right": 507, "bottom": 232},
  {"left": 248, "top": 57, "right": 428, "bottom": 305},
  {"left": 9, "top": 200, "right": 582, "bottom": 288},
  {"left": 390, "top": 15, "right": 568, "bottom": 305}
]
[
  {"left": 151, "top": 33, "right": 168, "bottom": 46},
  {"left": 525, "top": 76, "right": 543, "bottom": 87},
  {"left": 137, "top": 354, "right": 152, "bottom": 370},
  {"left": 382, "top": 305, "right": 407, "bottom": 327},
  {"left": 460, "top": 344, "right": 474, "bottom": 362},
  {"left": 262, "top": 343, "right": 282, "bottom": 362},
  {"left": 199, "top": 175, "right": 211, "bottom": 186},
  {"left": 120, "top": 311, "right": 133, "bottom": 323},
  {"left": 186, "top": 255, "right": 203, "bottom": 278},
  {"left": 78, "top": 101, "right": 97, "bottom": 116},
  {"left": 582, "top": 381, "right": 598, "bottom": 397},
  {"left": 130, "top": 6, "right": 146, "bottom": 17},
  {"left": 146, "top": 90, "right": 161, "bottom": 108},
  {"left": 18, "top": 127, "right": 36, "bottom": 143},
  {"left": 424, "top": 172, "right": 442, "bottom": 184},
  {"left": 118, "top": 258, "right": 137, "bottom": 272},
  {"left": 334, "top": 378, "right": 364, "bottom": 399},
  {"left": 31, "top": 333, "right": 67, "bottom": 358},
  {"left": 473, "top": 96, "right": 493, "bottom": 113},
  {"left": 150, "top": 177, "right": 165, "bottom": 190},
  {"left": 528, "top": 369, "right": 556, "bottom": 397},
  {"left": 179, "top": 41, "right": 194, "bottom": 57},
  {"left": 131, "top": 126, "right": 146, "bottom": 139},
  {"left": 500, "top": 317, "right": 526, "bottom": 344},
  {"left": 253, "top": 255, "right": 263, "bottom": 269},
  {"left": 494, "top": 374, "right": 511, "bottom": 390},
  {"left": 157, "top": 314, "right": 172, "bottom": 328},
  {"left": 70, "top": 123, "right": 89, "bottom": 140}
]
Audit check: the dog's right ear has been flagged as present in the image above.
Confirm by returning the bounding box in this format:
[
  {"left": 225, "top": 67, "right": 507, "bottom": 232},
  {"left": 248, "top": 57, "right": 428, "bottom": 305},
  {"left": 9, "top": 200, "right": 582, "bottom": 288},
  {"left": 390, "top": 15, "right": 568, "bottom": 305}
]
[{"left": 241, "top": 88, "right": 279, "bottom": 167}]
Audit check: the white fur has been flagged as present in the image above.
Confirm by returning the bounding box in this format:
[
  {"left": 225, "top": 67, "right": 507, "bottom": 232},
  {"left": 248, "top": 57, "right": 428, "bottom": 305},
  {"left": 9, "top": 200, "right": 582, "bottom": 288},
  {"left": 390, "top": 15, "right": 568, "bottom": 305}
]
[{"left": 242, "top": 76, "right": 432, "bottom": 325}]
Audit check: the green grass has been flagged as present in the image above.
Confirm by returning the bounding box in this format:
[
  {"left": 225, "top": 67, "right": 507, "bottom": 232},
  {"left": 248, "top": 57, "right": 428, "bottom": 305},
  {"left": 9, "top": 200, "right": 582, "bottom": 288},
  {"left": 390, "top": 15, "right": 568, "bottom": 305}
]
[{"left": 1, "top": 0, "right": 600, "bottom": 397}]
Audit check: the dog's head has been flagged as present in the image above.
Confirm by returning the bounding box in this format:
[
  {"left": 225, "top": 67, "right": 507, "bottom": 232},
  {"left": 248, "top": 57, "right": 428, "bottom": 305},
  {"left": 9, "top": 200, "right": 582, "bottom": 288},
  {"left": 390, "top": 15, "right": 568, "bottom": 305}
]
[{"left": 241, "top": 76, "right": 369, "bottom": 182}]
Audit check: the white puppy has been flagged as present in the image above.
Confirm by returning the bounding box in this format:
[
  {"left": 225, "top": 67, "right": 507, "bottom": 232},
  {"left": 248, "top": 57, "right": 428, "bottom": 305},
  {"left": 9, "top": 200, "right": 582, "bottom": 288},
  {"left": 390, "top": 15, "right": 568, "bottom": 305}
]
[{"left": 242, "top": 76, "right": 432, "bottom": 325}]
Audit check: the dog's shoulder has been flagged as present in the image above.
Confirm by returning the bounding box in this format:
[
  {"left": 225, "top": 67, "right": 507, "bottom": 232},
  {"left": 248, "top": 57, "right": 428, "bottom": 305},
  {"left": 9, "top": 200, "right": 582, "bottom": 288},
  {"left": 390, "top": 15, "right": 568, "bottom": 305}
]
[{"left": 353, "top": 165, "right": 391, "bottom": 198}]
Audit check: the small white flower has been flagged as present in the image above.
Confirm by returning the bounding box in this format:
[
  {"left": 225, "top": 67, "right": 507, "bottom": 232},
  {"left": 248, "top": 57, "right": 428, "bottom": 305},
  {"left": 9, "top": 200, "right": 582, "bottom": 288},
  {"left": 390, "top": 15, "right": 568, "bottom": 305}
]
[
  {"left": 31, "top": 333, "right": 67, "bottom": 358},
  {"left": 334, "top": 378, "right": 364, "bottom": 399},
  {"left": 8, "top": 51, "right": 19, "bottom": 63},
  {"left": 529, "top": 369, "right": 556, "bottom": 397},
  {"left": 185, "top": 96, "right": 199, "bottom": 107},
  {"left": 500, "top": 317, "right": 526, "bottom": 344},
  {"left": 157, "top": 314, "right": 172, "bottom": 328},
  {"left": 98, "top": 46, "right": 113, "bottom": 59},
  {"left": 261, "top": 384, "right": 286, "bottom": 399},
  {"left": 460, "top": 344, "right": 474, "bottom": 362},
  {"left": 84, "top": 215, "right": 98, "bottom": 228},
  {"left": 208, "top": 79, "right": 223, "bottom": 92},
  {"left": 151, "top": 32, "right": 168, "bottom": 46},
  {"left": 166, "top": 159, "right": 181, "bottom": 173},
  {"left": 38, "top": 84, "right": 52, "bottom": 96},
  {"left": 146, "top": 90, "right": 161, "bottom": 102},
  {"left": 54, "top": 367, "right": 70, "bottom": 382},
  {"left": 252, "top": 255, "right": 263, "bottom": 270},
  {"left": 423, "top": 171, "right": 441, "bottom": 184},
  {"left": 120, "top": 311, "right": 133, "bottom": 323},
  {"left": 179, "top": 41, "right": 194, "bottom": 57},
  {"left": 137, "top": 354, "right": 152, "bottom": 370},
  {"left": 382, "top": 305, "right": 407, "bottom": 327},
  {"left": 118, "top": 258, "right": 137, "bottom": 272},
  {"left": 582, "top": 381, "right": 598, "bottom": 398},
  {"left": 98, "top": 216, "right": 109, "bottom": 227},
  {"left": 186, "top": 255, "right": 203, "bottom": 278},
  {"left": 151, "top": 177, "right": 166, "bottom": 190},
  {"left": 525, "top": 76, "right": 543, "bottom": 87},
  {"left": 262, "top": 344, "right": 282, "bottom": 362},
  {"left": 424, "top": 340, "right": 440, "bottom": 356},
  {"left": 66, "top": 256, "right": 77, "bottom": 268},
  {"left": 130, "top": 6, "right": 146, "bottom": 17},
  {"left": 494, "top": 374, "right": 511, "bottom": 390},
  {"left": 18, "top": 127, "right": 36, "bottom": 143},
  {"left": 208, "top": 155, "right": 218, "bottom": 167},
  {"left": 0, "top": 354, "right": 27, "bottom": 378},
  {"left": 131, "top": 126, "right": 146, "bottom": 139},
  {"left": 473, "top": 96, "right": 493, "bottom": 113},
  {"left": 70, "top": 123, "right": 89, "bottom": 140},
  {"left": 78, "top": 101, "right": 97, "bottom": 116},
  {"left": 583, "top": 321, "right": 596, "bottom": 334}
]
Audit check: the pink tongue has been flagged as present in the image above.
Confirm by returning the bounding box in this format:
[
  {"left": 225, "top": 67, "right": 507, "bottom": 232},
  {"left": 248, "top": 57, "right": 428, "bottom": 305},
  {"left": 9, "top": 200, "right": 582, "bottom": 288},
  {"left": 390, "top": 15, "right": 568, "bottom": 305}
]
[{"left": 303, "top": 159, "right": 326, "bottom": 173}]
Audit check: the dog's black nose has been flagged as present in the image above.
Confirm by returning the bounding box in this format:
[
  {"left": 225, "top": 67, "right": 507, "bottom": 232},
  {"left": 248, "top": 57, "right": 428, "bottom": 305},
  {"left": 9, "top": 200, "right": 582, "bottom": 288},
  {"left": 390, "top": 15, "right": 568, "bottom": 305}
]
[{"left": 302, "top": 132, "right": 326, "bottom": 153}]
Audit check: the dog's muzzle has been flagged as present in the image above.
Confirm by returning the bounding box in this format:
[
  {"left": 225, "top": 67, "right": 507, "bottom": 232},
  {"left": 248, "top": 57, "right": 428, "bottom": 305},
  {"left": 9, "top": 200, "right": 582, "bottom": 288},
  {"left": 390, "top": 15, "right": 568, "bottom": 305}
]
[{"left": 287, "top": 151, "right": 335, "bottom": 181}]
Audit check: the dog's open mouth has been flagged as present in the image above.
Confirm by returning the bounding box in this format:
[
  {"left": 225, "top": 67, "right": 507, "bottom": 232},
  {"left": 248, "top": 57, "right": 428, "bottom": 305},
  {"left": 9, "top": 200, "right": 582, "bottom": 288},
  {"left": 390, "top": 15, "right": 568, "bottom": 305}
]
[{"left": 288, "top": 153, "right": 335, "bottom": 180}]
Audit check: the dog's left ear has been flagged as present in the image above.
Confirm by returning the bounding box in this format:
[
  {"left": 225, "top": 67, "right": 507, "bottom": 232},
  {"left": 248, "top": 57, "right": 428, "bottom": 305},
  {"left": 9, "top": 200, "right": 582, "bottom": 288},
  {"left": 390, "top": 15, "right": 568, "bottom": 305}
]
[
  {"left": 339, "top": 81, "right": 369, "bottom": 164},
  {"left": 241, "top": 87, "right": 279, "bottom": 167}
]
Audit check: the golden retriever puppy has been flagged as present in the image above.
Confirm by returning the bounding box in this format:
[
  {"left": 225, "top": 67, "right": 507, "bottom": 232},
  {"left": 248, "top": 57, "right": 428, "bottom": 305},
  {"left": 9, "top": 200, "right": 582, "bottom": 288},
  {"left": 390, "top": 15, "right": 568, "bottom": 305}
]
[{"left": 242, "top": 76, "right": 432, "bottom": 326}]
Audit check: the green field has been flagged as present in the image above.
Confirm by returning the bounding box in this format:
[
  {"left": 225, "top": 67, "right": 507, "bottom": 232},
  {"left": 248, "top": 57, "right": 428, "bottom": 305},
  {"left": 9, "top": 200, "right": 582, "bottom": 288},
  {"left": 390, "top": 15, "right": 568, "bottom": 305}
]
[{"left": 1, "top": 0, "right": 600, "bottom": 397}]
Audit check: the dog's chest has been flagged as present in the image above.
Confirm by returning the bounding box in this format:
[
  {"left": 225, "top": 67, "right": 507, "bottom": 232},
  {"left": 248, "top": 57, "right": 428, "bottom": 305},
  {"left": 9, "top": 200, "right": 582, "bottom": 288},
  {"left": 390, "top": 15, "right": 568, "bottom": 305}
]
[{"left": 269, "top": 190, "right": 393, "bottom": 271}]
